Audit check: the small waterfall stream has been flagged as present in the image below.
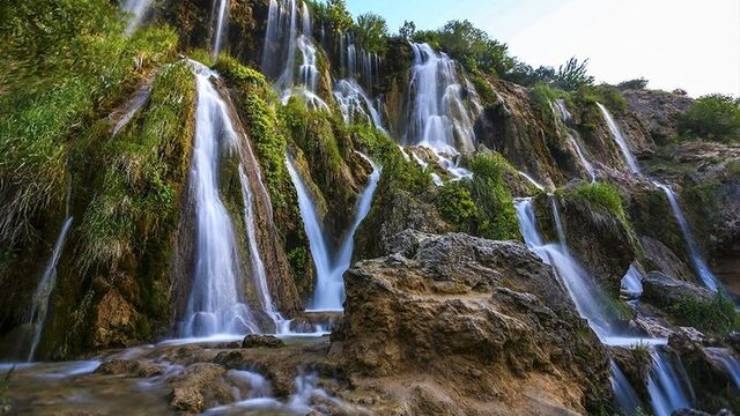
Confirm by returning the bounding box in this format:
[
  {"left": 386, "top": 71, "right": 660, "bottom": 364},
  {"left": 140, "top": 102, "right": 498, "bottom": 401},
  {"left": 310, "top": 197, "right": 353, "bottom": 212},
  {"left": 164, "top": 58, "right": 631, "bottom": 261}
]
[
  {"left": 262, "top": 0, "right": 326, "bottom": 109},
  {"left": 705, "top": 347, "right": 740, "bottom": 388},
  {"left": 180, "top": 63, "right": 259, "bottom": 337},
  {"left": 27, "top": 217, "right": 74, "bottom": 361},
  {"left": 610, "top": 359, "right": 641, "bottom": 416},
  {"left": 552, "top": 99, "right": 596, "bottom": 181},
  {"left": 333, "top": 35, "right": 385, "bottom": 131},
  {"left": 653, "top": 182, "right": 719, "bottom": 292},
  {"left": 121, "top": 0, "right": 154, "bottom": 35},
  {"left": 647, "top": 350, "right": 692, "bottom": 416},
  {"left": 212, "top": 0, "right": 229, "bottom": 57},
  {"left": 597, "top": 103, "right": 641, "bottom": 175},
  {"left": 286, "top": 154, "right": 380, "bottom": 311}
]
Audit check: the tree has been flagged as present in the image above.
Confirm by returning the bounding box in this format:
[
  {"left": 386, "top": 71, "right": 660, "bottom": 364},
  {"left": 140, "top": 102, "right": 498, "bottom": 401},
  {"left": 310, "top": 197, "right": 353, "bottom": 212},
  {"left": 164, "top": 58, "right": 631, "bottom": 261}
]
[
  {"left": 553, "top": 57, "right": 594, "bottom": 91},
  {"left": 356, "top": 13, "right": 388, "bottom": 52},
  {"left": 399, "top": 20, "right": 416, "bottom": 39}
]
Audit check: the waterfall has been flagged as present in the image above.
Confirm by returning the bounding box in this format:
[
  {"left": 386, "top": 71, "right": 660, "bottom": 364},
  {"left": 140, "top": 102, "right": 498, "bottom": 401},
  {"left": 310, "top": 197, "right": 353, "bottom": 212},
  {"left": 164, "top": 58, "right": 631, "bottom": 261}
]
[
  {"left": 285, "top": 156, "right": 333, "bottom": 304},
  {"left": 405, "top": 43, "right": 479, "bottom": 156},
  {"left": 552, "top": 99, "right": 596, "bottom": 181},
  {"left": 180, "top": 63, "right": 259, "bottom": 338},
  {"left": 262, "top": 0, "right": 326, "bottom": 109},
  {"left": 610, "top": 359, "right": 642, "bottom": 416},
  {"left": 27, "top": 217, "right": 73, "bottom": 361},
  {"left": 514, "top": 198, "right": 665, "bottom": 347},
  {"left": 286, "top": 154, "right": 380, "bottom": 311},
  {"left": 653, "top": 182, "right": 719, "bottom": 292},
  {"left": 121, "top": 0, "right": 153, "bottom": 35},
  {"left": 212, "top": 0, "right": 229, "bottom": 57},
  {"left": 597, "top": 103, "right": 641, "bottom": 175},
  {"left": 621, "top": 264, "right": 644, "bottom": 299},
  {"left": 238, "top": 167, "right": 285, "bottom": 333},
  {"left": 705, "top": 347, "right": 740, "bottom": 388},
  {"left": 647, "top": 350, "right": 692, "bottom": 416}
]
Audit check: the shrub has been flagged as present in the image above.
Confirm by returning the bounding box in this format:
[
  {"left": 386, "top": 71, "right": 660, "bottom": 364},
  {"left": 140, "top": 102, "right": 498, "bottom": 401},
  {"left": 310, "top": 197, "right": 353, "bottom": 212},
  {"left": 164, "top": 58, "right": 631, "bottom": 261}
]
[
  {"left": 668, "top": 294, "right": 739, "bottom": 336},
  {"left": 617, "top": 78, "right": 649, "bottom": 90},
  {"left": 576, "top": 83, "right": 627, "bottom": 114},
  {"left": 436, "top": 182, "right": 478, "bottom": 230},
  {"left": 678, "top": 94, "right": 740, "bottom": 143},
  {"left": 553, "top": 57, "right": 595, "bottom": 91}
]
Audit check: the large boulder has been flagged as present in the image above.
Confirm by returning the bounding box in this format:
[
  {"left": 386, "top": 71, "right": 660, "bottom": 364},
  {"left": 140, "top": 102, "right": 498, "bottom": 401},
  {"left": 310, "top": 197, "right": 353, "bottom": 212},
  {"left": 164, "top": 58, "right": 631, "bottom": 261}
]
[
  {"left": 333, "top": 232, "right": 612, "bottom": 415},
  {"left": 642, "top": 271, "right": 714, "bottom": 310}
]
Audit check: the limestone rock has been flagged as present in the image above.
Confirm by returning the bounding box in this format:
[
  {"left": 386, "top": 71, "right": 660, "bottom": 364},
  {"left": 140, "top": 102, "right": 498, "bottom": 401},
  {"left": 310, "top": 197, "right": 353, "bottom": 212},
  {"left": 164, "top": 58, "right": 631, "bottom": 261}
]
[
  {"left": 333, "top": 232, "right": 612, "bottom": 414},
  {"left": 242, "top": 334, "right": 285, "bottom": 349}
]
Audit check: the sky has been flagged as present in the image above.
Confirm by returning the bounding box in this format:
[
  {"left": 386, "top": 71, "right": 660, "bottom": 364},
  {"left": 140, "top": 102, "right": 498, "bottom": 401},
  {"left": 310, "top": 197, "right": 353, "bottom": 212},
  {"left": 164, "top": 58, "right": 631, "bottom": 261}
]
[{"left": 345, "top": 0, "right": 740, "bottom": 97}]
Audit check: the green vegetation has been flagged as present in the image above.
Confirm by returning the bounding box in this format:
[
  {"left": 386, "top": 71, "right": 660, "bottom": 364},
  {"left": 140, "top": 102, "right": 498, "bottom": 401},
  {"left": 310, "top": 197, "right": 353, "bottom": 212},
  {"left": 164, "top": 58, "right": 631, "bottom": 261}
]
[
  {"left": 77, "top": 61, "right": 195, "bottom": 274},
  {"left": 355, "top": 13, "right": 389, "bottom": 53},
  {"left": 436, "top": 153, "right": 520, "bottom": 241},
  {"left": 668, "top": 294, "right": 739, "bottom": 336},
  {"left": 0, "top": 366, "right": 11, "bottom": 413},
  {"left": 575, "top": 83, "right": 628, "bottom": 114},
  {"left": 307, "top": 0, "right": 354, "bottom": 35},
  {"left": 570, "top": 182, "right": 626, "bottom": 221},
  {"left": 0, "top": 0, "right": 178, "bottom": 247},
  {"left": 678, "top": 94, "right": 740, "bottom": 143},
  {"left": 617, "top": 78, "right": 649, "bottom": 90}
]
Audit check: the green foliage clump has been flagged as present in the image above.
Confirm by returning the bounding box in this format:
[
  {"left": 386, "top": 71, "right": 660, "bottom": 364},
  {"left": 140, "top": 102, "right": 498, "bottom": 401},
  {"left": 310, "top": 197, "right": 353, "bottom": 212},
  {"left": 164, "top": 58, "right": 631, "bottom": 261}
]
[
  {"left": 617, "top": 78, "right": 649, "bottom": 90},
  {"left": 355, "top": 13, "right": 388, "bottom": 53},
  {"left": 505, "top": 57, "right": 594, "bottom": 91},
  {"left": 436, "top": 153, "right": 520, "bottom": 241},
  {"left": 0, "top": 0, "right": 178, "bottom": 247},
  {"left": 570, "top": 182, "right": 626, "bottom": 220},
  {"left": 414, "top": 20, "right": 513, "bottom": 77},
  {"left": 576, "top": 84, "right": 627, "bottom": 114},
  {"left": 77, "top": 62, "right": 195, "bottom": 273},
  {"left": 468, "top": 153, "right": 521, "bottom": 240},
  {"left": 678, "top": 94, "right": 740, "bottom": 143},
  {"left": 668, "top": 294, "right": 739, "bottom": 336}
]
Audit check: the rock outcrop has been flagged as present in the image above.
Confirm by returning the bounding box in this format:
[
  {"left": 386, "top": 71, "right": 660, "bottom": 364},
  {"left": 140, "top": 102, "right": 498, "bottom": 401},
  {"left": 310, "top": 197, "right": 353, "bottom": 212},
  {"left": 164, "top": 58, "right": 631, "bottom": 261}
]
[{"left": 333, "top": 232, "right": 613, "bottom": 414}]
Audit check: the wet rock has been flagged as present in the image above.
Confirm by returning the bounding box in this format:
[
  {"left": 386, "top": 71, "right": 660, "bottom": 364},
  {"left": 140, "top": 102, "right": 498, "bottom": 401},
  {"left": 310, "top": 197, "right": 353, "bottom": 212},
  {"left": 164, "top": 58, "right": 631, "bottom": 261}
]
[
  {"left": 334, "top": 232, "right": 612, "bottom": 414},
  {"left": 96, "top": 359, "right": 163, "bottom": 378},
  {"left": 642, "top": 271, "right": 714, "bottom": 310},
  {"left": 242, "top": 335, "right": 285, "bottom": 349},
  {"left": 168, "top": 363, "right": 233, "bottom": 412}
]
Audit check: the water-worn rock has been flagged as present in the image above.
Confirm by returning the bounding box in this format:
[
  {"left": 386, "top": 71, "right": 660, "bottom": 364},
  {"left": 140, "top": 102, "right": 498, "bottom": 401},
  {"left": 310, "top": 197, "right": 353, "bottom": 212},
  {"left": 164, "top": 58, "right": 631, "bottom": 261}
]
[
  {"left": 333, "top": 232, "right": 612, "bottom": 414},
  {"left": 168, "top": 363, "right": 233, "bottom": 412},
  {"left": 242, "top": 334, "right": 284, "bottom": 349},
  {"left": 642, "top": 271, "right": 714, "bottom": 310}
]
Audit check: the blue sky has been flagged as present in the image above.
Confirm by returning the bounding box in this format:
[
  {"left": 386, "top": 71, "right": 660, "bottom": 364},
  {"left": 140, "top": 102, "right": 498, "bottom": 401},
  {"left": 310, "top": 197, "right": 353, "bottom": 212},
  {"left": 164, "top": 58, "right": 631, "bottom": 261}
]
[{"left": 345, "top": 0, "right": 740, "bottom": 97}]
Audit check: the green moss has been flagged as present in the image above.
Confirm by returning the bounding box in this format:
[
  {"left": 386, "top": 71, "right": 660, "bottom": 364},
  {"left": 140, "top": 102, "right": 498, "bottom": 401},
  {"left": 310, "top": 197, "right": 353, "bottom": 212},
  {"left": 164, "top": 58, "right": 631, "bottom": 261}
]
[
  {"left": 570, "top": 182, "right": 626, "bottom": 221},
  {"left": 668, "top": 294, "right": 739, "bottom": 337}
]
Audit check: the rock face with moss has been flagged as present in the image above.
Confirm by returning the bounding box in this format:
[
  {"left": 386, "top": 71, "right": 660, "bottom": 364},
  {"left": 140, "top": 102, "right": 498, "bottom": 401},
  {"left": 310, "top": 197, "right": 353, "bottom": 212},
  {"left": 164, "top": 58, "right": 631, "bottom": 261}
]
[{"left": 333, "top": 232, "right": 612, "bottom": 415}]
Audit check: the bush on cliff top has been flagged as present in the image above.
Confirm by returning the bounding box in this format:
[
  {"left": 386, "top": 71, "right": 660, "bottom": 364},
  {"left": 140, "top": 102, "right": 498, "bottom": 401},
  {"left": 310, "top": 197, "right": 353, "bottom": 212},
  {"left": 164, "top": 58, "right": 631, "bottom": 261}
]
[{"left": 678, "top": 94, "right": 740, "bottom": 143}]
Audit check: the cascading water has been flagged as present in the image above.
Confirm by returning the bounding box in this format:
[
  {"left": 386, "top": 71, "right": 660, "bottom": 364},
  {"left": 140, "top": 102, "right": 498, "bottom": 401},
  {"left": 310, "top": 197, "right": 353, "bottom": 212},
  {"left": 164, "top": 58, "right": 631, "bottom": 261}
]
[
  {"left": 181, "top": 63, "right": 259, "bottom": 338},
  {"left": 598, "top": 103, "right": 641, "bottom": 175},
  {"left": 121, "top": 0, "right": 154, "bottom": 35},
  {"left": 516, "top": 198, "right": 696, "bottom": 414},
  {"left": 27, "top": 217, "right": 73, "bottom": 361},
  {"left": 705, "top": 347, "right": 740, "bottom": 388},
  {"left": 405, "top": 43, "right": 479, "bottom": 156},
  {"left": 262, "top": 0, "right": 326, "bottom": 109},
  {"left": 621, "top": 264, "right": 644, "bottom": 300},
  {"left": 647, "top": 350, "right": 692, "bottom": 416},
  {"left": 238, "top": 167, "right": 285, "bottom": 333},
  {"left": 212, "top": 0, "right": 229, "bottom": 57},
  {"left": 610, "top": 359, "right": 641, "bottom": 416},
  {"left": 515, "top": 198, "right": 664, "bottom": 346},
  {"left": 286, "top": 153, "right": 380, "bottom": 311},
  {"left": 552, "top": 99, "right": 596, "bottom": 181},
  {"left": 653, "top": 182, "right": 719, "bottom": 292}
]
